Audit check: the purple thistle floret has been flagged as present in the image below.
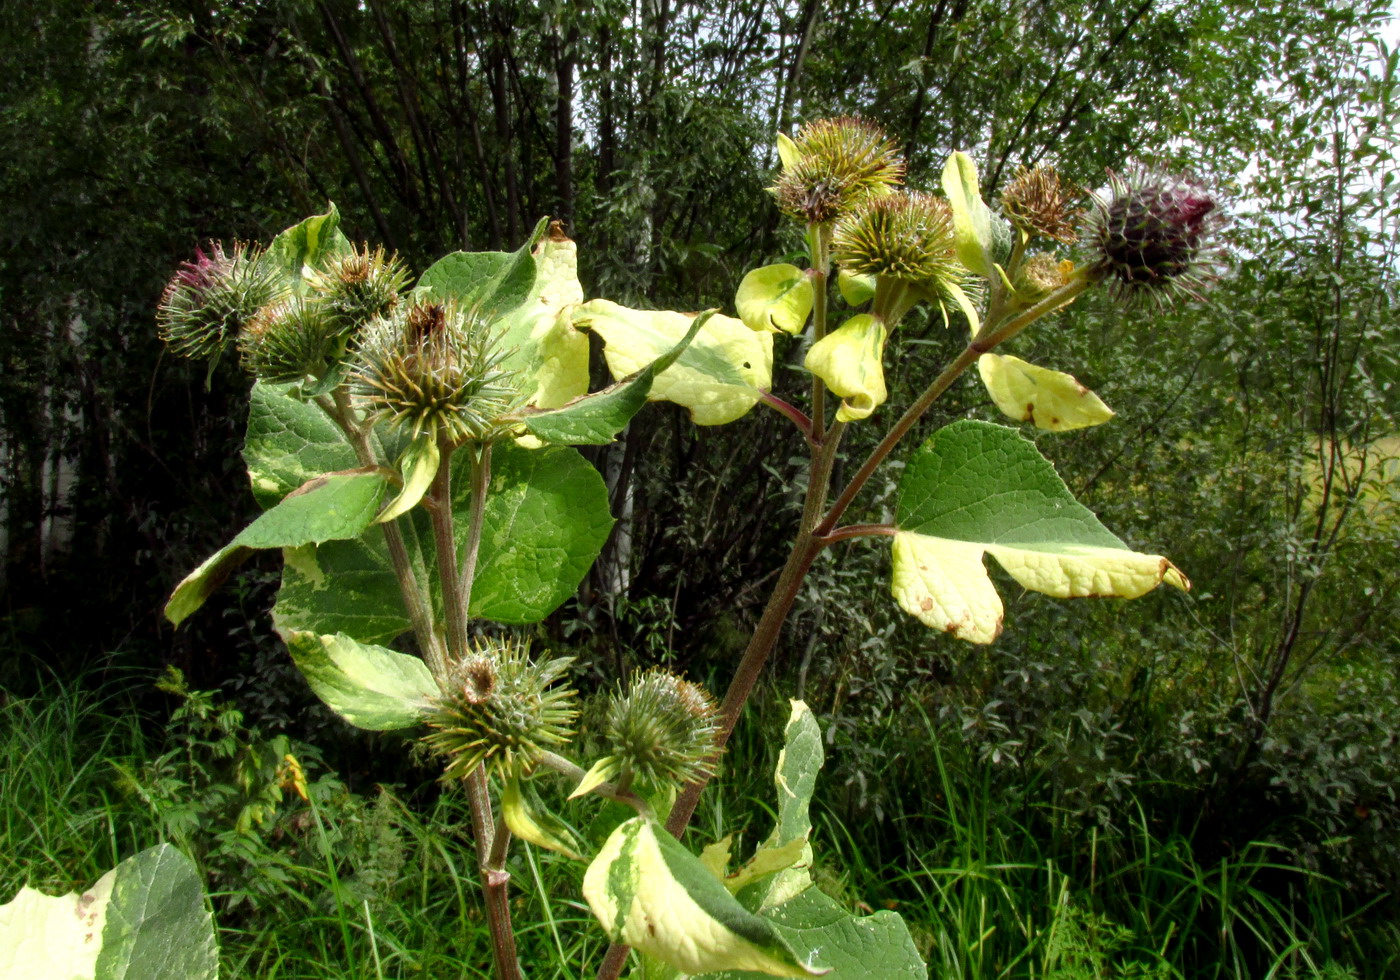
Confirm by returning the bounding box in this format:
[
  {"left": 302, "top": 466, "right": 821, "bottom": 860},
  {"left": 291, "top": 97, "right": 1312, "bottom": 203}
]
[{"left": 1086, "top": 168, "right": 1228, "bottom": 307}]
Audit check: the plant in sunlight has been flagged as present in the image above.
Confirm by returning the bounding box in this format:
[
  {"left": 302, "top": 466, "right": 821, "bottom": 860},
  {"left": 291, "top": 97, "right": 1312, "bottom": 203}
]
[{"left": 148, "top": 113, "right": 1225, "bottom": 979}]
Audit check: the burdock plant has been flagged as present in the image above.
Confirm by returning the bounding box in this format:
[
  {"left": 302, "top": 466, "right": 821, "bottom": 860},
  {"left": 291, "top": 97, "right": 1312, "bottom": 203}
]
[{"left": 157, "top": 123, "right": 1227, "bottom": 980}]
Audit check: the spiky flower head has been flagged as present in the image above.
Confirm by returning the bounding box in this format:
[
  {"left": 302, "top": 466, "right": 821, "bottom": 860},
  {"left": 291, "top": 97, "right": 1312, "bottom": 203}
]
[
  {"left": 603, "top": 670, "right": 721, "bottom": 788},
  {"left": 157, "top": 242, "right": 286, "bottom": 360},
  {"left": 771, "top": 116, "right": 905, "bottom": 224},
  {"left": 832, "top": 190, "right": 963, "bottom": 287},
  {"left": 1000, "top": 165, "right": 1083, "bottom": 244},
  {"left": 238, "top": 298, "right": 344, "bottom": 384},
  {"left": 307, "top": 245, "right": 410, "bottom": 334},
  {"left": 421, "top": 639, "right": 578, "bottom": 781},
  {"left": 1084, "top": 167, "right": 1228, "bottom": 307},
  {"left": 353, "top": 300, "right": 518, "bottom": 443}
]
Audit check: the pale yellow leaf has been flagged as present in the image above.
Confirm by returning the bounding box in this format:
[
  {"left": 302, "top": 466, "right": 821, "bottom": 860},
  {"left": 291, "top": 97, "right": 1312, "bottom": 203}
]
[
  {"left": 575, "top": 300, "right": 773, "bottom": 425},
  {"left": 978, "top": 353, "right": 1114, "bottom": 431}
]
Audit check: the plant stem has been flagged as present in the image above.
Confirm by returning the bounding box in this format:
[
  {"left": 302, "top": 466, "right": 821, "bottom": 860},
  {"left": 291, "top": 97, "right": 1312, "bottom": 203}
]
[
  {"left": 458, "top": 442, "right": 492, "bottom": 627},
  {"left": 467, "top": 766, "right": 523, "bottom": 980},
  {"left": 817, "top": 276, "right": 1090, "bottom": 535},
  {"left": 428, "top": 437, "right": 522, "bottom": 980},
  {"left": 807, "top": 224, "right": 831, "bottom": 433},
  {"left": 323, "top": 389, "right": 445, "bottom": 677}
]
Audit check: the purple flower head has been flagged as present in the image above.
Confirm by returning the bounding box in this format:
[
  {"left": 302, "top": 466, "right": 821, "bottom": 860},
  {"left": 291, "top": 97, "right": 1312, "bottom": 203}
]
[{"left": 1085, "top": 168, "right": 1228, "bottom": 307}]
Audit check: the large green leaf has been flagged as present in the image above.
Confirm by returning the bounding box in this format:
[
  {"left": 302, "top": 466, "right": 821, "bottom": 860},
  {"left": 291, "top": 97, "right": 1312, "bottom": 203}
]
[
  {"left": 282, "top": 630, "right": 436, "bottom": 730},
  {"left": 419, "top": 219, "right": 589, "bottom": 410},
  {"left": 701, "top": 703, "right": 926, "bottom": 980},
  {"left": 583, "top": 817, "right": 825, "bottom": 978},
  {"left": 514, "top": 311, "right": 712, "bottom": 445},
  {"left": 166, "top": 468, "right": 390, "bottom": 626},
  {"left": 0, "top": 844, "right": 217, "bottom": 980},
  {"left": 462, "top": 442, "right": 614, "bottom": 623},
  {"left": 267, "top": 203, "right": 352, "bottom": 294},
  {"left": 273, "top": 441, "right": 613, "bottom": 638},
  {"left": 575, "top": 300, "right": 773, "bottom": 425},
  {"left": 244, "top": 382, "right": 358, "bottom": 509},
  {"left": 273, "top": 537, "right": 413, "bottom": 645},
  {"left": 891, "top": 420, "right": 1188, "bottom": 643}
]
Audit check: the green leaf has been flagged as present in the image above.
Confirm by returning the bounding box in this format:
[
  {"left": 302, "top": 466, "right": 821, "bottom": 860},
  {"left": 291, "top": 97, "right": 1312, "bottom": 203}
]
[
  {"left": 736, "top": 265, "right": 814, "bottom": 334},
  {"left": 272, "top": 537, "right": 415, "bottom": 645},
  {"left": 0, "top": 844, "right": 217, "bottom": 980},
  {"left": 516, "top": 311, "right": 713, "bottom": 445},
  {"left": 267, "top": 203, "right": 352, "bottom": 294},
  {"left": 576, "top": 300, "right": 774, "bottom": 425},
  {"left": 463, "top": 442, "right": 615, "bottom": 623},
  {"left": 417, "top": 250, "right": 519, "bottom": 312},
  {"left": 421, "top": 219, "right": 590, "bottom": 410},
  {"left": 272, "top": 441, "right": 613, "bottom": 639},
  {"left": 583, "top": 818, "right": 826, "bottom": 977},
  {"left": 699, "top": 703, "right": 927, "bottom": 980},
  {"left": 166, "top": 468, "right": 390, "bottom": 625},
  {"left": 243, "top": 382, "right": 358, "bottom": 509},
  {"left": 702, "top": 889, "right": 926, "bottom": 980},
  {"left": 891, "top": 420, "right": 1189, "bottom": 643},
  {"left": 378, "top": 433, "right": 440, "bottom": 522},
  {"left": 941, "top": 153, "right": 999, "bottom": 280},
  {"left": 571, "top": 757, "right": 622, "bottom": 799},
  {"left": 282, "top": 630, "right": 436, "bottom": 730},
  {"left": 977, "top": 353, "right": 1114, "bottom": 431}
]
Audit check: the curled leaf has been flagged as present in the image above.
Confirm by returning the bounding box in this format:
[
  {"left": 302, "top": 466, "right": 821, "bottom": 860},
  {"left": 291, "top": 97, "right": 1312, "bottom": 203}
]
[
  {"left": 502, "top": 771, "right": 584, "bottom": 861},
  {"left": 377, "top": 433, "right": 440, "bottom": 523},
  {"left": 736, "top": 264, "right": 814, "bottom": 334},
  {"left": 803, "top": 313, "right": 888, "bottom": 422}
]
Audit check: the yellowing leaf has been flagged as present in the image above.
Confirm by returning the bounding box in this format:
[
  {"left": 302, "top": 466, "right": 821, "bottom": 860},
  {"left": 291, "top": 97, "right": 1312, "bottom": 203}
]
[
  {"left": 837, "top": 269, "right": 876, "bottom": 307},
  {"left": 891, "top": 533, "right": 1005, "bottom": 643},
  {"left": 0, "top": 878, "right": 113, "bottom": 980},
  {"left": 942, "top": 152, "right": 997, "bottom": 279},
  {"left": 502, "top": 771, "right": 584, "bottom": 861},
  {"left": 775, "top": 133, "right": 800, "bottom": 170},
  {"left": 569, "top": 756, "right": 620, "bottom": 799},
  {"left": 804, "top": 313, "right": 889, "bottom": 422},
  {"left": 736, "top": 264, "right": 814, "bottom": 334},
  {"left": 377, "top": 433, "right": 440, "bottom": 523},
  {"left": 582, "top": 818, "right": 827, "bottom": 977},
  {"left": 575, "top": 300, "right": 773, "bottom": 425},
  {"left": 978, "top": 353, "right": 1114, "bottom": 431},
  {"left": 893, "top": 421, "right": 1189, "bottom": 644}
]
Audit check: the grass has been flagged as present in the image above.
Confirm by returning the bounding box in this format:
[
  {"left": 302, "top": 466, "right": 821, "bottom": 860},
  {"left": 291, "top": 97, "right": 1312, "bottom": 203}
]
[{"left": 1, "top": 672, "right": 1395, "bottom": 979}]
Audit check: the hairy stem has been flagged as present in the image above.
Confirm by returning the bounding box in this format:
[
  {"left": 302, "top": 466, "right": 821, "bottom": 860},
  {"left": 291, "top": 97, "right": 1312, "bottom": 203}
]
[
  {"left": 324, "top": 389, "right": 445, "bottom": 676},
  {"left": 429, "top": 438, "right": 521, "bottom": 980},
  {"left": 467, "top": 766, "right": 522, "bottom": 980}
]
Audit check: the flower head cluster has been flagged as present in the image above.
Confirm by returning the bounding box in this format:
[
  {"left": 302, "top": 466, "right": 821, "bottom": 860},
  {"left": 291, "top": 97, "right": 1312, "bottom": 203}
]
[
  {"left": 157, "top": 243, "right": 285, "bottom": 360},
  {"left": 353, "top": 300, "right": 518, "bottom": 443},
  {"left": 1000, "top": 165, "right": 1083, "bottom": 244},
  {"left": 421, "top": 639, "right": 578, "bottom": 781},
  {"left": 601, "top": 670, "right": 721, "bottom": 788},
  {"left": 1085, "top": 167, "right": 1228, "bottom": 307},
  {"left": 771, "top": 117, "right": 905, "bottom": 224}
]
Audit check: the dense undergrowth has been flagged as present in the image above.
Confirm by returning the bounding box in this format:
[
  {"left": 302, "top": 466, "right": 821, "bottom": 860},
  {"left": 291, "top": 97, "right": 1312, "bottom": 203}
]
[{"left": 5, "top": 663, "right": 1395, "bottom": 979}]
